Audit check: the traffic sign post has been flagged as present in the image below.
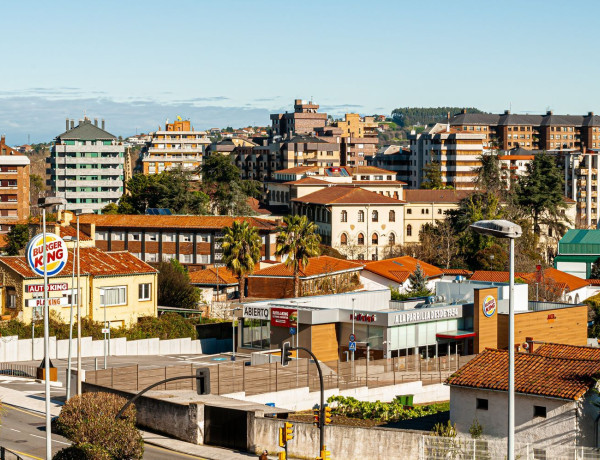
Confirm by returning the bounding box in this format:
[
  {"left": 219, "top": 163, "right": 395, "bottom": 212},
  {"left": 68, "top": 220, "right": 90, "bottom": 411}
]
[
  {"left": 349, "top": 341, "right": 356, "bottom": 352},
  {"left": 349, "top": 333, "right": 356, "bottom": 342},
  {"left": 289, "top": 327, "right": 297, "bottom": 335}
]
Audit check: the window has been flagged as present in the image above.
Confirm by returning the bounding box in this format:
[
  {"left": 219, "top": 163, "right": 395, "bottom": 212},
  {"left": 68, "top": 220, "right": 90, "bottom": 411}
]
[
  {"left": 100, "top": 287, "right": 127, "bottom": 306},
  {"left": 6, "top": 291, "right": 16, "bottom": 309},
  {"left": 421, "top": 209, "right": 425, "bottom": 214},
  {"left": 533, "top": 448, "right": 547, "bottom": 460},
  {"left": 341, "top": 210, "right": 348, "bottom": 222},
  {"left": 372, "top": 233, "right": 378, "bottom": 245},
  {"left": 129, "top": 232, "right": 141, "bottom": 241},
  {"left": 357, "top": 254, "right": 365, "bottom": 260},
  {"left": 372, "top": 210, "right": 378, "bottom": 222},
  {"left": 112, "top": 231, "right": 125, "bottom": 241},
  {"left": 146, "top": 232, "right": 158, "bottom": 242},
  {"left": 389, "top": 210, "right": 395, "bottom": 222},
  {"left": 388, "top": 233, "right": 396, "bottom": 246},
  {"left": 533, "top": 405, "right": 547, "bottom": 418},
  {"left": 340, "top": 233, "right": 348, "bottom": 245},
  {"left": 358, "top": 210, "right": 365, "bottom": 222},
  {"left": 407, "top": 209, "right": 412, "bottom": 215},
  {"left": 406, "top": 225, "right": 412, "bottom": 237},
  {"left": 357, "top": 233, "right": 365, "bottom": 245},
  {"left": 138, "top": 283, "right": 151, "bottom": 301},
  {"left": 476, "top": 398, "right": 488, "bottom": 410},
  {"left": 181, "top": 233, "right": 193, "bottom": 242}
]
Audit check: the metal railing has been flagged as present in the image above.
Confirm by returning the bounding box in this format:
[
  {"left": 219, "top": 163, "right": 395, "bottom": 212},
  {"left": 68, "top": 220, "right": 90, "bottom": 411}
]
[
  {"left": 0, "top": 363, "right": 38, "bottom": 379},
  {"left": 0, "top": 445, "right": 27, "bottom": 460}
]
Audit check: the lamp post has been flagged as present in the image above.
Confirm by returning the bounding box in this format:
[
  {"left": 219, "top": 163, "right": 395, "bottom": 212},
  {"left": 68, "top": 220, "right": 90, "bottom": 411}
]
[
  {"left": 470, "top": 219, "right": 522, "bottom": 460},
  {"left": 231, "top": 307, "right": 242, "bottom": 360}
]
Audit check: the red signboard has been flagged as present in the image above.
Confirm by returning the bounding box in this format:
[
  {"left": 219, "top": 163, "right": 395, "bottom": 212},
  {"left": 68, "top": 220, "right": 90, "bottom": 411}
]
[
  {"left": 270, "top": 308, "right": 297, "bottom": 328},
  {"left": 26, "top": 283, "right": 69, "bottom": 293}
]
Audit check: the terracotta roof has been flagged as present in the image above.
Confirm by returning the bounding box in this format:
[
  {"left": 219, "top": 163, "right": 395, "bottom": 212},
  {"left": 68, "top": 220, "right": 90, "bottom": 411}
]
[
  {"left": 246, "top": 197, "right": 272, "bottom": 216},
  {"left": 587, "top": 279, "right": 600, "bottom": 286},
  {"left": 283, "top": 177, "right": 329, "bottom": 185},
  {"left": 0, "top": 234, "right": 7, "bottom": 249},
  {"left": 352, "top": 180, "right": 407, "bottom": 186},
  {"left": 292, "top": 186, "right": 404, "bottom": 205},
  {"left": 534, "top": 343, "right": 600, "bottom": 361},
  {"left": 446, "top": 348, "right": 600, "bottom": 401},
  {"left": 441, "top": 268, "right": 473, "bottom": 276},
  {"left": 274, "top": 166, "right": 319, "bottom": 175},
  {"left": 527, "top": 267, "right": 590, "bottom": 292},
  {"left": 348, "top": 166, "right": 397, "bottom": 175},
  {"left": 364, "top": 256, "right": 443, "bottom": 283},
  {"left": 189, "top": 267, "right": 238, "bottom": 285},
  {"left": 403, "top": 189, "right": 473, "bottom": 203},
  {"left": 58, "top": 225, "right": 93, "bottom": 242},
  {"left": 498, "top": 155, "right": 534, "bottom": 161},
  {"left": 249, "top": 256, "right": 363, "bottom": 278},
  {"left": 0, "top": 247, "right": 157, "bottom": 278},
  {"left": 77, "top": 214, "right": 279, "bottom": 231}
]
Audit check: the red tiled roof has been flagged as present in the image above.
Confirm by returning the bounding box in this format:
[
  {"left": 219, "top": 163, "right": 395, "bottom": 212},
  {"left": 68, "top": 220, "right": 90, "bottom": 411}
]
[
  {"left": 274, "top": 166, "right": 319, "bottom": 175},
  {"left": 587, "top": 279, "right": 600, "bottom": 286},
  {"left": 283, "top": 177, "right": 329, "bottom": 185},
  {"left": 446, "top": 348, "right": 600, "bottom": 400},
  {"left": 352, "top": 180, "right": 407, "bottom": 186},
  {"left": 0, "top": 234, "right": 7, "bottom": 249},
  {"left": 534, "top": 343, "right": 600, "bottom": 361},
  {"left": 364, "top": 256, "right": 443, "bottom": 283},
  {"left": 441, "top": 268, "right": 473, "bottom": 276},
  {"left": 498, "top": 155, "right": 534, "bottom": 161},
  {"left": 403, "top": 189, "right": 473, "bottom": 203},
  {"left": 0, "top": 247, "right": 157, "bottom": 278},
  {"left": 189, "top": 266, "right": 238, "bottom": 285},
  {"left": 250, "top": 256, "right": 363, "bottom": 278},
  {"left": 347, "top": 166, "right": 397, "bottom": 175},
  {"left": 77, "top": 214, "right": 279, "bottom": 231},
  {"left": 58, "top": 225, "right": 93, "bottom": 241},
  {"left": 292, "top": 186, "right": 404, "bottom": 205},
  {"left": 246, "top": 197, "right": 272, "bottom": 216},
  {"left": 471, "top": 268, "right": 590, "bottom": 293}
]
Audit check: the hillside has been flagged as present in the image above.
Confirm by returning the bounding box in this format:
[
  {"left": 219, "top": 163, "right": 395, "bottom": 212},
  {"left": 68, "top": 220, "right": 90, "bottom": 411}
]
[{"left": 391, "top": 107, "right": 486, "bottom": 128}]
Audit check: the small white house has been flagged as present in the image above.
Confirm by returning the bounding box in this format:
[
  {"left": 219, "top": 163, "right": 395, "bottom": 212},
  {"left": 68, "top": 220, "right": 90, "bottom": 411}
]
[
  {"left": 361, "top": 256, "right": 444, "bottom": 293},
  {"left": 447, "top": 345, "right": 600, "bottom": 449}
]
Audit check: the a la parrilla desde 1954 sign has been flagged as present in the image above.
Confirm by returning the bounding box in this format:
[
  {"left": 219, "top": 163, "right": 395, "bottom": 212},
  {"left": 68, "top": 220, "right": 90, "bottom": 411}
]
[{"left": 26, "top": 233, "right": 68, "bottom": 277}]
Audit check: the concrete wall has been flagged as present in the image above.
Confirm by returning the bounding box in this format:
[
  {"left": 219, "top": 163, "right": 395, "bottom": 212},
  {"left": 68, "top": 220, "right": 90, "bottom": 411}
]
[
  {"left": 252, "top": 416, "right": 422, "bottom": 460},
  {"left": 450, "top": 386, "right": 585, "bottom": 446},
  {"left": 0, "top": 335, "right": 228, "bottom": 362},
  {"left": 224, "top": 381, "right": 448, "bottom": 412}
]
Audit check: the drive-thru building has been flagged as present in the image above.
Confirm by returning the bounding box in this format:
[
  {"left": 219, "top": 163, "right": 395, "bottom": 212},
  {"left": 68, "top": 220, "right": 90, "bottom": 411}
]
[{"left": 237, "top": 280, "right": 588, "bottom": 362}]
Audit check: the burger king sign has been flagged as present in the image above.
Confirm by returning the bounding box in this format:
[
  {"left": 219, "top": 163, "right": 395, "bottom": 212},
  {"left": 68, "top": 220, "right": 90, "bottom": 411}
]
[
  {"left": 26, "top": 233, "right": 68, "bottom": 277},
  {"left": 482, "top": 295, "right": 497, "bottom": 318}
]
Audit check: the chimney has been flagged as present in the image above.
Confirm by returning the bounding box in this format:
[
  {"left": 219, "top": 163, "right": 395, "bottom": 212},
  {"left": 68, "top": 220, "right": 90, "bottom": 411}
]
[
  {"left": 582, "top": 144, "right": 587, "bottom": 154},
  {"left": 461, "top": 108, "right": 467, "bottom": 114},
  {"left": 525, "top": 337, "right": 534, "bottom": 353},
  {"left": 94, "top": 118, "right": 98, "bottom": 127},
  {"left": 446, "top": 112, "right": 450, "bottom": 133},
  {"left": 66, "top": 118, "right": 70, "bottom": 131},
  {"left": 0, "top": 135, "right": 4, "bottom": 146},
  {"left": 70, "top": 120, "right": 74, "bottom": 130},
  {"left": 546, "top": 110, "right": 553, "bottom": 116},
  {"left": 101, "top": 119, "right": 105, "bottom": 130},
  {"left": 589, "top": 112, "right": 595, "bottom": 117},
  {"left": 504, "top": 109, "right": 511, "bottom": 115}
]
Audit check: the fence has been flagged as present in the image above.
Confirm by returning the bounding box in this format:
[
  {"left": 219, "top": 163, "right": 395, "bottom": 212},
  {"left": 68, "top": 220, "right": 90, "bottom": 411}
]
[
  {"left": 0, "top": 445, "right": 28, "bottom": 460},
  {"left": 0, "top": 362, "right": 38, "bottom": 379},
  {"left": 85, "top": 354, "right": 476, "bottom": 396},
  {"left": 420, "top": 435, "right": 600, "bottom": 460}
]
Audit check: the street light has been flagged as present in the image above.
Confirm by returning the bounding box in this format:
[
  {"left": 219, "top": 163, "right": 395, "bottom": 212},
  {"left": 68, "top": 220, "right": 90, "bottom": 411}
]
[
  {"left": 231, "top": 307, "right": 242, "bottom": 361},
  {"left": 470, "top": 219, "right": 522, "bottom": 460}
]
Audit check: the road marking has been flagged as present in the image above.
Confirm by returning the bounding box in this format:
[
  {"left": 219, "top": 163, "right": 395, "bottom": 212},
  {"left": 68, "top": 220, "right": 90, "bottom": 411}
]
[
  {"left": 4, "top": 404, "right": 45, "bottom": 419},
  {"left": 145, "top": 444, "right": 207, "bottom": 459},
  {"left": 8, "top": 448, "right": 43, "bottom": 460},
  {"left": 29, "top": 433, "right": 69, "bottom": 446},
  {"left": 10, "top": 428, "right": 21, "bottom": 432}
]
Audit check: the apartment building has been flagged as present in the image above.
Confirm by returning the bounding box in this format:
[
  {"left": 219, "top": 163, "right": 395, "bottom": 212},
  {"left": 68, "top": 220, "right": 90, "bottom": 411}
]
[
  {"left": 267, "top": 166, "right": 404, "bottom": 210},
  {"left": 0, "top": 136, "right": 30, "bottom": 227},
  {"left": 140, "top": 118, "right": 211, "bottom": 176},
  {"left": 320, "top": 113, "right": 379, "bottom": 167},
  {"left": 369, "top": 145, "right": 411, "bottom": 183},
  {"left": 292, "top": 186, "right": 405, "bottom": 261},
  {"left": 449, "top": 109, "right": 600, "bottom": 151},
  {"left": 49, "top": 117, "right": 124, "bottom": 214},
  {"left": 408, "top": 123, "right": 486, "bottom": 189},
  {"left": 76, "top": 214, "right": 280, "bottom": 270},
  {"left": 270, "top": 99, "right": 327, "bottom": 137}
]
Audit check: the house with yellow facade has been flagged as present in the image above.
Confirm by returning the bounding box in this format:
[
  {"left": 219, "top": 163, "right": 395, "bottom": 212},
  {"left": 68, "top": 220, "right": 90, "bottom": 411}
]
[{"left": 0, "top": 247, "right": 157, "bottom": 328}]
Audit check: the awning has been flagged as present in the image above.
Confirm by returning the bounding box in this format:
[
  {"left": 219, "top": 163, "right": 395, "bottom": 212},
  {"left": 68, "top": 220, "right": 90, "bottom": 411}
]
[{"left": 436, "top": 330, "right": 477, "bottom": 340}]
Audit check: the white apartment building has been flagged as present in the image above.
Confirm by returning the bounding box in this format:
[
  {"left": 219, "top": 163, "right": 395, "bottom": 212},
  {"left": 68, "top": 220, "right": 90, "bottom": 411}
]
[{"left": 50, "top": 117, "right": 124, "bottom": 214}]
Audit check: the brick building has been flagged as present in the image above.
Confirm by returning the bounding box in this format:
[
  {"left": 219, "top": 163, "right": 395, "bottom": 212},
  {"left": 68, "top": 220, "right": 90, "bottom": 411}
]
[
  {"left": 270, "top": 99, "right": 327, "bottom": 137},
  {"left": 0, "top": 136, "right": 30, "bottom": 230},
  {"left": 75, "top": 214, "right": 280, "bottom": 270}
]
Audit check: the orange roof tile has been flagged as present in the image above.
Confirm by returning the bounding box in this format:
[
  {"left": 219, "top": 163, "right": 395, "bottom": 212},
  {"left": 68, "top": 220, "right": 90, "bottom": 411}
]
[
  {"left": 77, "top": 214, "right": 279, "bottom": 231},
  {"left": 534, "top": 343, "right": 600, "bottom": 361},
  {"left": 441, "top": 268, "right": 473, "bottom": 276},
  {"left": 283, "top": 177, "right": 329, "bottom": 185},
  {"left": 470, "top": 270, "right": 530, "bottom": 283},
  {"left": 364, "top": 256, "right": 444, "bottom": 283},
  {"left": 347, "top": 166, "right": 397, "bottom": 175},
  {"left": 587, "top": 279, "right": 600, "bottom": 286},
  {"left": 446, "top": 348, "right": 600, "bottom": 400},
  {"left": 274, "top": 166, "right": 319, "bottom": 175},
  {"left": 246, "top": 197, "right": 272, "bottom": 216},
  {"left": 189, "top": 267, "right": 239, "bottom": 285},
  {"left": 292, "top": 186, "right": 404, "bottom": 205},
  {"left": 498, "top": 155, "right": 535, "bottom": 161},
  {"left": 250, "top": 256, "right": 363, "bottom": 278},
  {"left": 0, "top": 247, "right": 157, "bottom": 278},
  {"left": 473, "top": 268, "right": 591, "bottom": 293},
  {"left": 0, "top": 234, "right": 7, "bottom": 249},
  {"left": 58, "top": 225, "right": 93, "bottom": 241},
  {"left": 403, "top": 189, "right": 474, "bottom": 203}
]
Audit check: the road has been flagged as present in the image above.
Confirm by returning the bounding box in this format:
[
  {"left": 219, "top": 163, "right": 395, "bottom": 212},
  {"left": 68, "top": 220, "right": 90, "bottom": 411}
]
[{"left": 0, "top": 403, "right": 207, "bottom": 460}]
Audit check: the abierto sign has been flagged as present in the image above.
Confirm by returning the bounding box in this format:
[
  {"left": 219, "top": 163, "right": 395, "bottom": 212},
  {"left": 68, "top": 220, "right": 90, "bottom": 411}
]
[
  {"left": 26, "top": 233, "right": 68, "bottom": 277},
  {"left": 243, "top": 305, "right": 270, "bottom": 320}
]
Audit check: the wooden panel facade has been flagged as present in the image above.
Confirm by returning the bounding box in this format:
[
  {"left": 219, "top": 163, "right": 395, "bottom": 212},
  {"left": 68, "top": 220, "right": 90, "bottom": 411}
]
[
  {"left": 310, "top": 323, "right": 339, "bottom": 362},
  {"left": 473, "top": 287, "right": 499, "bottom": 353}
]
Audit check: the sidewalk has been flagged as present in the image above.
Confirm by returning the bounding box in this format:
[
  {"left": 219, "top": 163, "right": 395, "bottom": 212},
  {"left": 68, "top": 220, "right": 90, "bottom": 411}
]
[{"left": 0, "top": 379, "right": 276, "bottom": 460}]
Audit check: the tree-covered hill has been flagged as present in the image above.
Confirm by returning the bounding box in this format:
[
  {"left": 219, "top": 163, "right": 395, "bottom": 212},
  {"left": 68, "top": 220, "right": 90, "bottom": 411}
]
[{"left": 391, "top": 107, "right": 486, "bottom": 127}]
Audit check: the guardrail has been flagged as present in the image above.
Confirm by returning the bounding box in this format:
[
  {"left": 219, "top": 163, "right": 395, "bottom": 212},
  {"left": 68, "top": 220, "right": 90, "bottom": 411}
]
[
  {"left": 0, "top": 363, "right": 38, "bottom": 379},
  {"left": 0, "top": 445, "right": 27, "bottom": 459}
]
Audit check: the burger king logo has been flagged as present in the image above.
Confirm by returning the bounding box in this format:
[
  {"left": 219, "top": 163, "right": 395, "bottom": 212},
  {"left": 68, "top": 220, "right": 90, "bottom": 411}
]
[
  {"left": 482, "top": 295, "right": 497, "bottom": 318},
  {"left": 26, "top": 233, "right": 68, "bottom": 277}
]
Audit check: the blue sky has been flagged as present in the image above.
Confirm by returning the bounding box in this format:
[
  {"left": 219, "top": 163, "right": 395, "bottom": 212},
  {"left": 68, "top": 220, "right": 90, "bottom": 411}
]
[{"left": 1, "top": 0, "right": 599, "bottom": 143}]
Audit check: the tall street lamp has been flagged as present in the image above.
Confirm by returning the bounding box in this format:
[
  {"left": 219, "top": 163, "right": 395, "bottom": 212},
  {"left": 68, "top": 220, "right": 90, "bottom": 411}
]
[{"left": 470, "top": 219, "right": 522, "bottom": 460}]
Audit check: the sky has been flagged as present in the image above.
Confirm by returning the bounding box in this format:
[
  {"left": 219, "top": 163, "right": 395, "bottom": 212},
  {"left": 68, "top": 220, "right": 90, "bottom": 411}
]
[{"left": 1, "top": 0, "right": 599, "bottom": 144}]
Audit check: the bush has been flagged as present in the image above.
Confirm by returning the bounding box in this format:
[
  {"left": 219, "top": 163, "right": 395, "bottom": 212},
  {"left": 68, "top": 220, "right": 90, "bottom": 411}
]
[
  {"left": 53, "top": 444, "right": 112, "bottom": 460},
  {"left": 56, "top": 392, "right": 144, "bottom": 460}
]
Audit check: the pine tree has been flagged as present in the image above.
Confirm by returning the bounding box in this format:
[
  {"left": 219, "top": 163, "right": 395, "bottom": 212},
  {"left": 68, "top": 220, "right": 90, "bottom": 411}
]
[
  {"left": 590, "top": 258, "right": 600, "bottom": 279},
  {"left": 407, "top": 263, "right": 429, "bottom": 293},
  {"left": 421, "top": 161, "right": 445, "bottom": 190}
]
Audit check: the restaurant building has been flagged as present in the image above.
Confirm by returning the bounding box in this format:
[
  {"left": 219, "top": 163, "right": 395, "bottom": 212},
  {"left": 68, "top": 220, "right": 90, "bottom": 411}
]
[{"left": 236, "top": 280, "right": 588, "bottom": 363}]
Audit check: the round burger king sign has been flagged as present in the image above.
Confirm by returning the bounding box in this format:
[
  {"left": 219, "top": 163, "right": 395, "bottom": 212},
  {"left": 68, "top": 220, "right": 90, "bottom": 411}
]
[
  {"left": 482, "top": 295, "right": 497, "bottom": 318},
  {"left": 26, "top": 233, "right": 68, "bottom": 277}
]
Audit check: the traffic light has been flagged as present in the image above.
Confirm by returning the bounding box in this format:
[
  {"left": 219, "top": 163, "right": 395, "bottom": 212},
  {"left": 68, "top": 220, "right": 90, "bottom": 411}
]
[
  {"left": 278, "top": 427, "right": 285, "bottom": 447},
  {"left": 281, "top": 341, "right": 292, "bottom": 367},
  {"left": 313, "top": 407, "right": 320, "bottom": 426},
  {"left": 196, "top": 367, "right": 210, "bottom": 395},
  {"left": 284, "top": 422, "right": 294, "bottom": 442},
  {"left": 321, "top": 448, "right": 331, "bottom": 460},
  {"left": 324, "top": 406, "right": 332, "bottom": 425}
]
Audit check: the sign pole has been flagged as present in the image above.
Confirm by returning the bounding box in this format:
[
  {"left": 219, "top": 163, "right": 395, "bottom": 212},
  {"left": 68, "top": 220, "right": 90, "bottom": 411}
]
[
  {"left": 42, "top": 208, "right": 52, "bottom": 460},
  {"left": 76, "top": 215, "right": 82, "bottom": 395},
  {"left": 66, "top": 244, "right": 76, "bottom": 401}
]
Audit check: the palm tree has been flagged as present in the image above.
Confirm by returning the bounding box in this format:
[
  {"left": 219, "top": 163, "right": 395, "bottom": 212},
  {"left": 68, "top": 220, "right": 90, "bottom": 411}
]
[
  {"left": 221, "top": 220, "right": 261, "bottom": 302},
  {"left": 275, "top": 215, "right": 321, "bottom": 297}
]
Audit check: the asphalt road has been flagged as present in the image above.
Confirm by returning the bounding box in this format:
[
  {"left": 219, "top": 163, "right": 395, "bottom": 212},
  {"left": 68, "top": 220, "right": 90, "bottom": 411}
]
[{"left": 0, "top": 403, "right": 207, "bottom": 460}]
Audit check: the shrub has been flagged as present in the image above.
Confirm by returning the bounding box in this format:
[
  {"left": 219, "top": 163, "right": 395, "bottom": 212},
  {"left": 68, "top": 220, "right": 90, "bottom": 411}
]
[
  {"left": 53, "top": 444, "right": 112, "bottom": 460},
  {"left": 56, "top": 392, "right": 144, "bottom": 460}
]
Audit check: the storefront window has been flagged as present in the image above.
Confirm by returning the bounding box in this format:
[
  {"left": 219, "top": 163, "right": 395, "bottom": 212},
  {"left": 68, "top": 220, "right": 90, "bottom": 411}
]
[{"left": 242, "top": 319, "right": 270, "bottom": 349}]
